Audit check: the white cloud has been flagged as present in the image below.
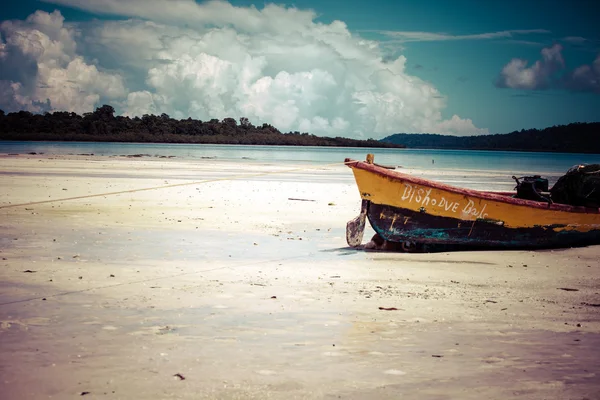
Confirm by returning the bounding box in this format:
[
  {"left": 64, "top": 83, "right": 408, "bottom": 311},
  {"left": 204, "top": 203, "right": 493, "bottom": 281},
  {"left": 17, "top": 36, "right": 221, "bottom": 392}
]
[
  {"left": 0, "top": 10, "right": 126, "bottom": 114},
  {"left": 372, "top": 29, "right": 550, "bottom": 42},
  {"left": 565, "top": 54, "right": 600, "bottom": 93},
  {"left": 1, "top": 3, "right": 490, "bottom": 138},
  {"left": 495, "top": 44, "right": 564, "bottom": 90},
  {"left": 43, "top": 0, "right": 319, "bottom": 34},
  {"left": 562, "top": 36, "right": 587, "bottom": 44},
  {"left": 495, "top": 44, "right": 600, "bottom": 93},
  {"left": 433, "top": 115, "right": 489, "bottom": 136}
]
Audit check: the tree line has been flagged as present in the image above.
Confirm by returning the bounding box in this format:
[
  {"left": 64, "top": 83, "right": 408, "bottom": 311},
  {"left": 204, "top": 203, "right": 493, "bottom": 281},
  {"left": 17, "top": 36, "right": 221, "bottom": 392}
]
[
  {"left": 382, "top": 122, "right": 600, "bottom": 154},
  {"left": 0, "top": 105, "right": 403, "bottom": 148}
]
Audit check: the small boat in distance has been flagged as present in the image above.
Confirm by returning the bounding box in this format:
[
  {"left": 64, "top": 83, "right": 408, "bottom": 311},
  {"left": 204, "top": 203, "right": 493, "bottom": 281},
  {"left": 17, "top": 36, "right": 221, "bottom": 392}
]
[{"left": 345, "top": 154, "right": 600, "bottom": 251}]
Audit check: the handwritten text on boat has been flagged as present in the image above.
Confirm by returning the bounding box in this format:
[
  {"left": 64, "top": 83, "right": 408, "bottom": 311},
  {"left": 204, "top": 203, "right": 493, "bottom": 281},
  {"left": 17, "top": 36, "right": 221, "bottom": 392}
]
[{"left": 401, "top": 183, "right": 488, "bottom": 219}]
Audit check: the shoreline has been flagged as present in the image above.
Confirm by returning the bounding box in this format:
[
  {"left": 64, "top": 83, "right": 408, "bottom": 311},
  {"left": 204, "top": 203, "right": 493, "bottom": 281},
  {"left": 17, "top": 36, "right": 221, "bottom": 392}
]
[
  {"left": 0, "top": 152, "right": 563, "bottom": 192},
  {"left": 3, "top": 138, "right": 600, "bottom": 156},
  {"left": 1, "top": 154, "right": 599, "bottom": 399}
]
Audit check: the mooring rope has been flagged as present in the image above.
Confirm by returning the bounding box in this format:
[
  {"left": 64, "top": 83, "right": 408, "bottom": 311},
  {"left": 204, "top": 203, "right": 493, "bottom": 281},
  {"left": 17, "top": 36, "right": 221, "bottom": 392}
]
[
  {"left": 0, "top": 157, "right": 362, "bottom": 307},
  {"left": 0, "top": 160, "right": 354, "bottom": 210}
]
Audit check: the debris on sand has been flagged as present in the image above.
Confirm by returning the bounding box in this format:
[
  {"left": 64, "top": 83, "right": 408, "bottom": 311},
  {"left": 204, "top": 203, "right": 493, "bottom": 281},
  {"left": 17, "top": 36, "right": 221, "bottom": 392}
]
[
  {"left": 581, "top": 302, "right": 600, "bottom": 307},
  {"left": 157, "top": 326, "right": 176, "bottom": 335}
]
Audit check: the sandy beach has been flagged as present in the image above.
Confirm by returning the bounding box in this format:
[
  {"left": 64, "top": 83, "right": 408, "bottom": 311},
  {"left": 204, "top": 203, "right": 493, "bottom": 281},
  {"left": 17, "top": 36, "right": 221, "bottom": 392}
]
[{"left": 1, "top": 153, "right": 599, "bottom": 399}]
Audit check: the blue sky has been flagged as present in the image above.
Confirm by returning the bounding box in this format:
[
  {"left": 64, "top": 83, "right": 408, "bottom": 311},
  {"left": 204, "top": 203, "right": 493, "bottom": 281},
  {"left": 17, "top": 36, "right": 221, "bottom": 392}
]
[{"left": 1, "top": 0, "right": 598, "bottom": 138}]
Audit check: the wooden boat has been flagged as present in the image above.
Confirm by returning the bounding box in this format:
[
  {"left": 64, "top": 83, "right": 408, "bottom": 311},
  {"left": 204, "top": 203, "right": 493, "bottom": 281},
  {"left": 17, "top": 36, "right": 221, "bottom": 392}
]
[{"left": 345, "top": 154, "right": 600, "bottom": 250}]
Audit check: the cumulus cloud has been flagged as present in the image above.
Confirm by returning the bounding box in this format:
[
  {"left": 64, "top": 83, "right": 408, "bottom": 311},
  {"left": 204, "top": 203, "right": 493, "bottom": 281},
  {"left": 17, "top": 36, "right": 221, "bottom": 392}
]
[
  {"left": 1, "top": 2, "right": 490, "bottom": 138},
  {"left": 564, "top": 55, "right": 600, "bottom": 93},
  {"left": 495, "top": 44, "right": 564, "bottom": 90},
  {"left": 43, "top": 0, "right": 322, "bottom": 35},
  {"left": 495, "top": 44, "right": 600, "bottom": 93},
  {"left": 434, "top": 115, "right": 488, "bottom": 136},
  {"left": 0, "top": 10, "right": 126, "bottom": 113}
]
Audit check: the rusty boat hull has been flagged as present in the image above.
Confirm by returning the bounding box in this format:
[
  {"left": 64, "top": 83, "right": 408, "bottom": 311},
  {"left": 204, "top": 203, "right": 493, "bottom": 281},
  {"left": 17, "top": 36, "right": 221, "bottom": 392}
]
[{"left": 345, "top": 158, "right": 600, "bottom": 249}]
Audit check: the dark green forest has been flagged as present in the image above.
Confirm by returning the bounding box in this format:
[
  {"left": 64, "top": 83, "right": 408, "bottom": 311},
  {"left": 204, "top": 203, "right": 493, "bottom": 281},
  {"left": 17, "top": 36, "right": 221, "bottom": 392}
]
[
  {"left": 0, "top": 105, "right": 402, "bottom": 148},
  {"left": 1, "top": 105, "right": 597, "bottom": 153},
  {"left": 382, "top": 122, "right": 600, "bottom": 154}
]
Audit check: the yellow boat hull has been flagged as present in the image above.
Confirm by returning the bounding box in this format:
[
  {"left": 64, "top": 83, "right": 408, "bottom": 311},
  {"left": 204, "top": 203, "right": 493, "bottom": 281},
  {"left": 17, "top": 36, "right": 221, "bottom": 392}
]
[{"left": 346, "top": 158, "right": 600, "bottom": 249}]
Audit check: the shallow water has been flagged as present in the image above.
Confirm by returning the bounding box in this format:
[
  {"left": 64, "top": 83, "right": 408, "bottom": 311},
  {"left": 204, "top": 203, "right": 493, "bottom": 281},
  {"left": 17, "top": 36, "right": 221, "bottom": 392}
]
[{"left": 2, "top": 140, "right": 599, "bottom": 174}]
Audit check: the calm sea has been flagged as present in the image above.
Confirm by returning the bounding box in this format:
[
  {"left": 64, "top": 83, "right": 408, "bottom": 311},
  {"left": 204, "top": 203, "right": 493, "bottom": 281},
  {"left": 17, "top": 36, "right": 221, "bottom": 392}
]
[{"left": 1, "top": 141, "right": 598, "bottom": 175}]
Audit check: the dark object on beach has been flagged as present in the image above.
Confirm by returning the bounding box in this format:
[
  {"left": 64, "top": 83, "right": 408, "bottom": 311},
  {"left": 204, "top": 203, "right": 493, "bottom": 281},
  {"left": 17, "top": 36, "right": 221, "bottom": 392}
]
[
  {"left": 270, "top": 296, "right": 277, "bottom": 299},
  {"left": 550, "top": 164, "right": 600, "bottom": 208},
  {"left": 288, "top": 198, "right": 316, "bottom": 202},
  {"left": 173, "top": 373, "right": 186, "bottom": 380},
  {"left": 378, "top": 307, "right": 400, "bottom": 311},
  {"left": 344, "top": 154, "right": 600, "bottom": 251},
  {"left": 558, "top": 287, "right": 579, "bottom": 292},
  {"left": 23, "top": 270, "right": 36, "bottom": 273},
  {"left": 431, "top": 355, "right": 443, "bottom": 358},
  {"left": 512, "top": 175, "right": 550, "bottom": 203},
  {"left": 80, "top": 392, "right": 90, "bottom": 396},
  {"left": 582, "top": 302, "right": 600, "bottom": 307}
]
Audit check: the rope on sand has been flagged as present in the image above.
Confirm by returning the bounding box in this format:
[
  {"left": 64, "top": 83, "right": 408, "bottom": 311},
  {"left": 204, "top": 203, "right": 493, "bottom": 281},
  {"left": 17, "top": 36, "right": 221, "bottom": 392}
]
[
  {"left": 0, "top": 158, "right": 362, "bottom": 306},
  {"left": 0, "top": 160, "right": 354, "bottom": 210}
]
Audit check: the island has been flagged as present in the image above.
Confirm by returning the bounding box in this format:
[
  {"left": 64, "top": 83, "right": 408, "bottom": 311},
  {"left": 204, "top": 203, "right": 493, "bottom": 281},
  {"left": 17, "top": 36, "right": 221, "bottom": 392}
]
[
  {"left": 1, "top": 105, "right": 597, "bottom": 153},
  {"left": 382, "top": 122, "right": 600, "bottom": 154},
  {"left": 0, "top": 105, "right": 403, "bottom": 149}
]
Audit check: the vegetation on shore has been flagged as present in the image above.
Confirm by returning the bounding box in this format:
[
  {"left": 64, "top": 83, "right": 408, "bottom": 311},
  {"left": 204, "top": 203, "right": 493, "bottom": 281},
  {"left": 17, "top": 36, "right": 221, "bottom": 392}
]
[
  {"left": 382, "top": 122, "right": 600, "bottom": 154},
  {"left": 1, "top": 105, "right": 596, "bottom": 153},
  {"left": 0, "top": 105, "right": 403, "bottom": 148}
]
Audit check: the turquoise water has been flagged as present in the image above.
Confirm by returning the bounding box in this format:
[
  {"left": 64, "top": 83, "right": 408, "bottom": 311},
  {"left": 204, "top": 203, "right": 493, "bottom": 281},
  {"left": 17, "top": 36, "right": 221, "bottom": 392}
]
[{"left": 1, "top": 140, "right": 599, "bottom": 175}]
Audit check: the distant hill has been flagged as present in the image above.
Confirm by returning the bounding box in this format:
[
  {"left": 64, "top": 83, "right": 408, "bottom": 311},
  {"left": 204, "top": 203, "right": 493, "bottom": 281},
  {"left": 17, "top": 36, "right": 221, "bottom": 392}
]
[{"left": 382, "top": 122, "right": 600, "bottom": 154}]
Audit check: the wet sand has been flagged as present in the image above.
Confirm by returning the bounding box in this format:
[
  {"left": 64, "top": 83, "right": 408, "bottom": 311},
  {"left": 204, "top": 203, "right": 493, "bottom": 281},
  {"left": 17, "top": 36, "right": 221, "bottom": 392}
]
[{"left": 1, "top": 154, "right": 599, "bottom": 399}]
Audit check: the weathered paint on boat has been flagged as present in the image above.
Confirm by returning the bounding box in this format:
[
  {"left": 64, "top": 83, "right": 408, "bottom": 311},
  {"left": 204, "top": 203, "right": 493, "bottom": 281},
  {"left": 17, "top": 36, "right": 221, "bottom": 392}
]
[{"left": 345, "top": 157, "right": 600, "bottom": 249}]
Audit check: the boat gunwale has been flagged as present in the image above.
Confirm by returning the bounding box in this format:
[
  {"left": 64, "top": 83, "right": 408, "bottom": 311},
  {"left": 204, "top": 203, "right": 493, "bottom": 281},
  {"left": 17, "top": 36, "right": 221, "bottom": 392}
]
[{"left": 344, "top": 158, "right": 600, "bottom": 215}]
